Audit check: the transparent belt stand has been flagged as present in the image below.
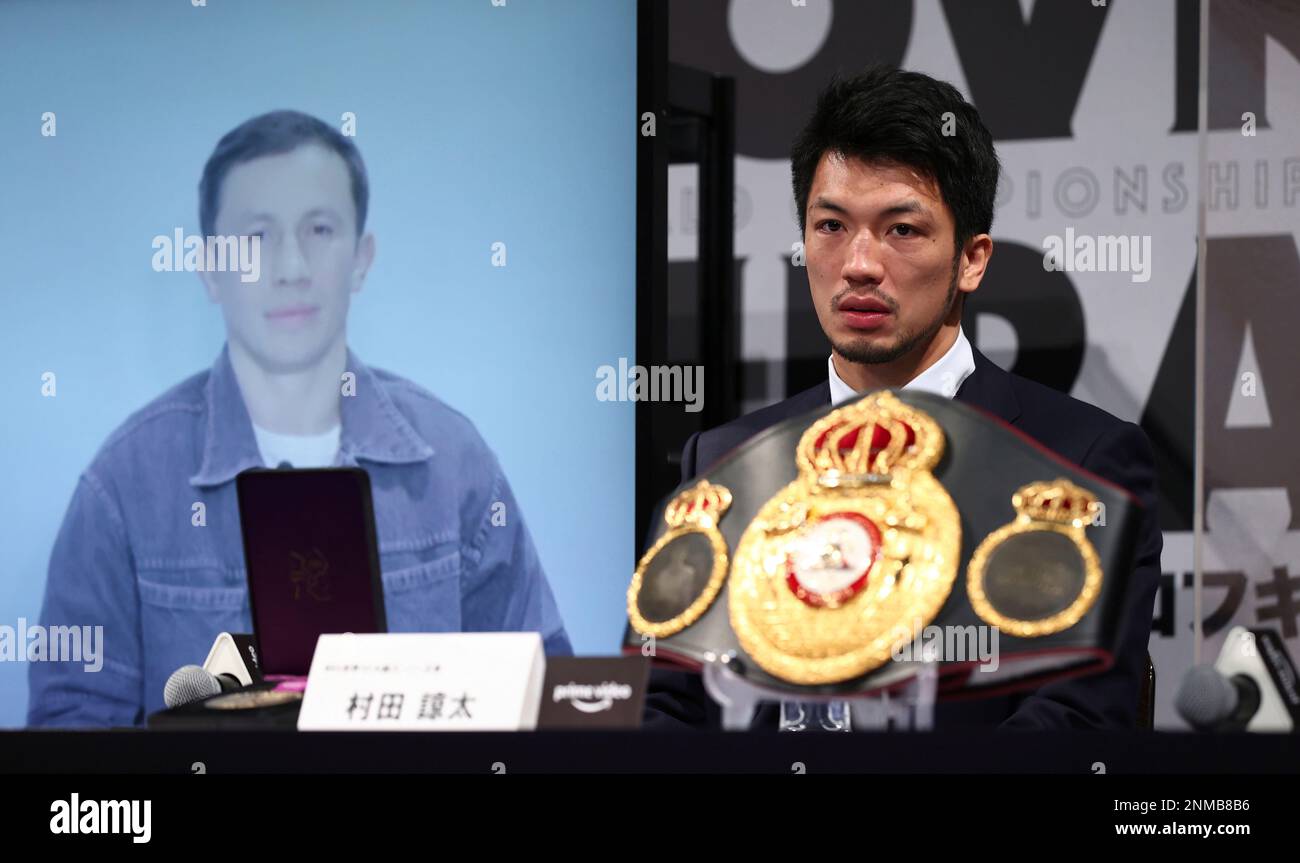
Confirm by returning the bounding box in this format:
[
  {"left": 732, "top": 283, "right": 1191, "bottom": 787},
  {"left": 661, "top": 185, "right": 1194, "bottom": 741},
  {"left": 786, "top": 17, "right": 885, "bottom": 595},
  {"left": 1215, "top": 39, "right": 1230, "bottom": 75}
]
[{"left": 701, "top": 647, "right": 938, "bottom": 732}]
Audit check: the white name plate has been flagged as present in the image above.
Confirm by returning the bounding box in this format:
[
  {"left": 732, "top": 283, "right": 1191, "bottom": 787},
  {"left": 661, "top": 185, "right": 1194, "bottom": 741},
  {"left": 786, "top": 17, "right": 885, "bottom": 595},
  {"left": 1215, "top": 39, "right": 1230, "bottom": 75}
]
[{"left": 297, "top": 632, "right": 545, "bottom": 731}]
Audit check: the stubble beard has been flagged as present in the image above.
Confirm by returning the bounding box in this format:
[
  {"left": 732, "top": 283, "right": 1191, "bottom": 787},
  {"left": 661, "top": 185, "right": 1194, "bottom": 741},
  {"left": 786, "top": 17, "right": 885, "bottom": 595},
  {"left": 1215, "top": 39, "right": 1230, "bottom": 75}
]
[{"left": 829, "top": 258, "right": 960, "bottom": 366}]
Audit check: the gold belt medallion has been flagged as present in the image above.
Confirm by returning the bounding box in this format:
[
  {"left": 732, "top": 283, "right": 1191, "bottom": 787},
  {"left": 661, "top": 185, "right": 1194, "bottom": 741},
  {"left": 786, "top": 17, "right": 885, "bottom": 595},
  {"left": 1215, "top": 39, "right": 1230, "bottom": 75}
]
[
  {"left": 968, "top": 478, "right": 1103, "bottom": 637},
  {"left": 729, "top": 391, "right": 961, "bottom": 685},
  {"left": 628, "top": 480, "right": 733, "bottom": 638}
]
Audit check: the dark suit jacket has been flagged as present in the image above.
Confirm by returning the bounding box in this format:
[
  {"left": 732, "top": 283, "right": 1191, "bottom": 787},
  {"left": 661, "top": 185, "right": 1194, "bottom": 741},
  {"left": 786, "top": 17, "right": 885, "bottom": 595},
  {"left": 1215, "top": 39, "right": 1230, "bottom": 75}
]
[{"left": 643, "top": 347, "right": 1162, "bottom": 730}]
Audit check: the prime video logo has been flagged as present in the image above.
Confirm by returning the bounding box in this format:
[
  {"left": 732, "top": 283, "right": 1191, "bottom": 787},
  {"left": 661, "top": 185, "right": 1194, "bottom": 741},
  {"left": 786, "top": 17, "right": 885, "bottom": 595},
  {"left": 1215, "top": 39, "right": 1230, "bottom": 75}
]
[
  {"left": 891, "top": 619, "right": 1000, "bottom": 673},
  {"left": 552, "top": 681, "right": 634, "bottom": 713},
  {"left": 151, "top": 229, "right": 261, "bottom": 283},
  {"left": 1041, "top": 228, "right": 1152, "bottom": 283},
  {"left": 0, "top": 618, "right": 103, "bottom": 672}
]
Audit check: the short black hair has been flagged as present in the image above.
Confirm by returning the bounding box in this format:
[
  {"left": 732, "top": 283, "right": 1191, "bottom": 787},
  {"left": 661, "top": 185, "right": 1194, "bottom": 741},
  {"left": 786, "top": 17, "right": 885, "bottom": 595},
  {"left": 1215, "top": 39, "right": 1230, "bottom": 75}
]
[
  {"left": 790, "top": 65, "right": 1000, "bottom": 251},
  {"left": 199, "top": 110, "right": 369, "bottom": 238}
]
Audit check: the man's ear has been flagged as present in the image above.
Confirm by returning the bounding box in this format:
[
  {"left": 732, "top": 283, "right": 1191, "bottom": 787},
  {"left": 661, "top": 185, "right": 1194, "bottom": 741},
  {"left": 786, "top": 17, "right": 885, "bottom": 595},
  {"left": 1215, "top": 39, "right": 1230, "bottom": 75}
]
[
  {"left": 957, "top": 234, "right": 993, "bottom": 298},
  {"left": 351, "top": 232, "right": 375, "bottom": 294}
]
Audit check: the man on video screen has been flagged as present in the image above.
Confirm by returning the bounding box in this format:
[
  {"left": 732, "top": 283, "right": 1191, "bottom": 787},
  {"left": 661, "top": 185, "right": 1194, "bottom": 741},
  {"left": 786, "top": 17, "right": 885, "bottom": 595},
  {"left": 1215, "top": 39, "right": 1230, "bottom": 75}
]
[{"left": 28, "top": 111, "right": 572, "bottom": 727}]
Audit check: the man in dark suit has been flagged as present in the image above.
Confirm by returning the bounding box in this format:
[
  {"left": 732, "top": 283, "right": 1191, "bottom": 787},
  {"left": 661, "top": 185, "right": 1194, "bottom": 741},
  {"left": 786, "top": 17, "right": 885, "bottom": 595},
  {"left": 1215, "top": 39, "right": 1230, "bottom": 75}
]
[{"left": 644, "top": 66, "right": 1161, "bottom": 731}]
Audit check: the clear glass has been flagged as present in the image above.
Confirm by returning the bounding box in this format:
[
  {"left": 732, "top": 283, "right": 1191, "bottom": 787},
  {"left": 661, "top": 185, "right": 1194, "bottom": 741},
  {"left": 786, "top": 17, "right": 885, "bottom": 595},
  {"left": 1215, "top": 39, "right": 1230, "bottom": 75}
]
[{"left": 778, "top": 699, "right": 852, "bottom": 732}]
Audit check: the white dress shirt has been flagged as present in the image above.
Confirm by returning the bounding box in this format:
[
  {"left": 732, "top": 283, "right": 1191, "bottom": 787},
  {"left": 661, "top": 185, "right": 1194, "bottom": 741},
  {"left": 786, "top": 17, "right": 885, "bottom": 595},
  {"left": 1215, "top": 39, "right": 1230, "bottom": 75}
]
[{"left": 828, "top": 325, "right": 976, "bottom": 405}]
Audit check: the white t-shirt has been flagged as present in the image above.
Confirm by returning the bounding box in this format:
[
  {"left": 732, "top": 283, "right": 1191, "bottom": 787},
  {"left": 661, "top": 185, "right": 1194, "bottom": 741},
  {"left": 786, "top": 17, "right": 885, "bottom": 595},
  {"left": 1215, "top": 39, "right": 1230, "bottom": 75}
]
[{"left": 251, "top": 423, "right": 341, "bottom": 469}]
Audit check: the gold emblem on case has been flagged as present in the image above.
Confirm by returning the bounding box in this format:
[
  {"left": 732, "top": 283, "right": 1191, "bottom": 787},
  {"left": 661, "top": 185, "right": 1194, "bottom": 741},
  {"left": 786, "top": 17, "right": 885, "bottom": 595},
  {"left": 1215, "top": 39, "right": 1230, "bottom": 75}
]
[
  {"left": 729, "top": 391, "right": 961, "bottom": 685},
  {"left": 968, "top": 478, "right": 1103, "bottom": 637},
  {"left": 628, "top": 481, "right": 733, "bottom": 638}
]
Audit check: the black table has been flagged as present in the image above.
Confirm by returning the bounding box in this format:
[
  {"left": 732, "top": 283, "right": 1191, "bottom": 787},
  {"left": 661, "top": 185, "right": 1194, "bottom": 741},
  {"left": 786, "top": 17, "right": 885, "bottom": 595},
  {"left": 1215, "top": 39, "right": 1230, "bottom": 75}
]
[{"left": 4, "top": 728, "right": 1298, "bottom": 773}]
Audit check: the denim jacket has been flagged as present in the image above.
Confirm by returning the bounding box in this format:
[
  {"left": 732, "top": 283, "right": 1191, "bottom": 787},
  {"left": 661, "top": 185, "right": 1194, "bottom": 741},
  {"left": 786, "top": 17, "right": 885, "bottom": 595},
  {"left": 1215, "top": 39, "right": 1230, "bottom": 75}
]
[{"left": 28, "top": 345, "right": 572, "bottom": 727}]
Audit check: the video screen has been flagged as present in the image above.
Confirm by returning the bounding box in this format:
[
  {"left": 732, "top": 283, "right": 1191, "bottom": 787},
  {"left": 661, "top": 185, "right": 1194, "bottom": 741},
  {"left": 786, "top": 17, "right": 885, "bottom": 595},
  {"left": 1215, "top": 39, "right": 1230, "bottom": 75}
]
[{"left": 0, "top": 0, "right": 636, "bottom": 728}]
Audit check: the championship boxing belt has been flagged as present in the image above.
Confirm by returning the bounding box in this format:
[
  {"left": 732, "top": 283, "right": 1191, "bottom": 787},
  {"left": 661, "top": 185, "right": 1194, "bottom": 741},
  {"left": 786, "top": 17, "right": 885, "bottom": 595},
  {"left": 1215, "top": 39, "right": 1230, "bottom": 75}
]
[{"left": 623, "top": 389, "right": 1143, "bottom": 701}]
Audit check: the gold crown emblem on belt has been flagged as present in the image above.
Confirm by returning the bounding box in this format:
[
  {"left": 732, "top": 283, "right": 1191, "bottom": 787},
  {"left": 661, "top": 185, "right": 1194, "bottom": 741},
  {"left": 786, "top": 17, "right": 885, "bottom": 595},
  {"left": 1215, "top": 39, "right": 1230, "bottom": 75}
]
[
  {"left": 1011, "top": 480, "right": 1101, "bottom": 527},
  {"left": 730, "top": 391, "right": 961, "bottom": 685}
]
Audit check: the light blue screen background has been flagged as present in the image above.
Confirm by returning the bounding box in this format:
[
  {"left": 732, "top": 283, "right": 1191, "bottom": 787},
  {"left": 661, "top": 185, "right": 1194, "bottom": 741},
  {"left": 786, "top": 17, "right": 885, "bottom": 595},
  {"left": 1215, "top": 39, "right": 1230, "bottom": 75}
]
[{"left": 0, "top": 0, "right": 637, "bottom": 726}]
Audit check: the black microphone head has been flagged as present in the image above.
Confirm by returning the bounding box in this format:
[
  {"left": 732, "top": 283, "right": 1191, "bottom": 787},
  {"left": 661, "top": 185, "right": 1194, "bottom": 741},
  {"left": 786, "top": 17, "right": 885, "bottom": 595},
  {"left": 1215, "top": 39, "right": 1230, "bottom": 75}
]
[
  {"left": 276, "top": 461, "right": 293, "bottom": 469},
  {"left": 1175, "top": 665, "right": 1238, "bottom": 730}
]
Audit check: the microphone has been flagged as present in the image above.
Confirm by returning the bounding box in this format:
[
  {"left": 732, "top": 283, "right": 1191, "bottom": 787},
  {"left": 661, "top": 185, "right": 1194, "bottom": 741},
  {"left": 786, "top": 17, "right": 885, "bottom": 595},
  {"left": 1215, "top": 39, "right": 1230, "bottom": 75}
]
[
  {"left": 1175, "top": 627, "right": 1300, "bottom": 732},
  {"left": 1175, "top": 666, "right": 1260, "bottom": 730},
  {"left": 163, "top": 664, "right": 243, "bottom": 708}
]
